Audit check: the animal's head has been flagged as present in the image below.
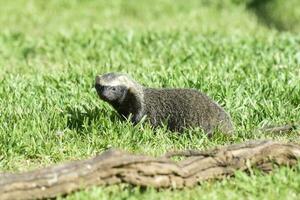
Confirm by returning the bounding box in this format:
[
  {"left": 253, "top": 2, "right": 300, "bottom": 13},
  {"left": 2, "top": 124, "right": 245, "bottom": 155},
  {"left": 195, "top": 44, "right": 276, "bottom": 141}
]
[{"left": 95, "top": 72, "right": 141, "bottom": 105}]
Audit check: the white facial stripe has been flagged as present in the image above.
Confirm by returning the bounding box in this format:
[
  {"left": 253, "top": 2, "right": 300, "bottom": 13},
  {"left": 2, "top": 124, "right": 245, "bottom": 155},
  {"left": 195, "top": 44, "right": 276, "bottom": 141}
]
[{"left": 97, "top": 75, "right": 135, "bottom": 88}]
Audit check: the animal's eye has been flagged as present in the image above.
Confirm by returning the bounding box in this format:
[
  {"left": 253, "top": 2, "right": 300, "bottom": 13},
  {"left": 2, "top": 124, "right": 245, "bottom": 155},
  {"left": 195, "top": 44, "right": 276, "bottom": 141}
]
[{"left": 111, "top": 87, "right": 116, "bottom": 91}]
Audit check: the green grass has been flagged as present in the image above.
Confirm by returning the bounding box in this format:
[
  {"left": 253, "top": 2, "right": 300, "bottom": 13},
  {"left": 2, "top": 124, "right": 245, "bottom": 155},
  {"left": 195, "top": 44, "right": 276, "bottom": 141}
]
[{"left": 1, "top": 0, "right": 300, "bottom": 199}]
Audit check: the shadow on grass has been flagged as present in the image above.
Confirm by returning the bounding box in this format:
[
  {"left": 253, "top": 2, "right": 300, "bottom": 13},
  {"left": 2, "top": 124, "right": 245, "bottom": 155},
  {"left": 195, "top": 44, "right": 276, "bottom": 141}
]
[
  {"left": 64, "top": 104, "right": 120, "bottom": 132},
  {"left": 247, "top": 0, "right": 300, "bottom": 32}
]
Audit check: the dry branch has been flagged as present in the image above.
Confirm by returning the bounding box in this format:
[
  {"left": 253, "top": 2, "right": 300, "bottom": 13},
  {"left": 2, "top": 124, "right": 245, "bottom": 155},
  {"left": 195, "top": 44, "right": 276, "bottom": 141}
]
[
  {"left": 1, "top": 140, "right": 300, "bottom": 200},
  {"left": 259, "top": 122, "right": 299, "bottom": 134}
]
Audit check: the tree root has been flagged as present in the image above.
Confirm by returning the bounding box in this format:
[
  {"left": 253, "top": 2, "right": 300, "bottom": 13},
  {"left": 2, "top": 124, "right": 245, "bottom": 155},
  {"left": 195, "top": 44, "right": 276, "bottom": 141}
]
[{"left": 1, "top": 140, "right": 300, "bottom": 200}]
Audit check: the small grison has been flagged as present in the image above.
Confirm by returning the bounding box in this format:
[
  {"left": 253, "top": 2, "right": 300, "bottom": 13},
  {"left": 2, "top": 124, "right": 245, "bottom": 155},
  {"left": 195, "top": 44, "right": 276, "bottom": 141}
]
[{"left": 95, "top": 72, "right": 234, "bottom": 135}]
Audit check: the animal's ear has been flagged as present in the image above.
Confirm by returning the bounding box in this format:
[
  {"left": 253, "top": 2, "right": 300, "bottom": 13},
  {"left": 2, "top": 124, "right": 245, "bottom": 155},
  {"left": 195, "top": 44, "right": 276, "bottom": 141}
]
[
  {"left": 127, "top": 87, "right": 135, "bottom": 95},
  {"left": 127, "top": 87, "right": 140, "bottom": 98}
]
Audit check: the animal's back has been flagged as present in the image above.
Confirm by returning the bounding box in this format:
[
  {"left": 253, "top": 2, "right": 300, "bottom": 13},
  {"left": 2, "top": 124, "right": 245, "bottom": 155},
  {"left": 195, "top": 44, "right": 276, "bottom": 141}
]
[{"left": 143, "top": 88, "right": 234, "bottom": 134}]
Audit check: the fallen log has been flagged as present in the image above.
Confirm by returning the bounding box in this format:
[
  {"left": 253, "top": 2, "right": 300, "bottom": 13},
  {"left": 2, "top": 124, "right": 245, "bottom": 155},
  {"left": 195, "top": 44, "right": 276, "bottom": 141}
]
[{"left": 1, "top": 140, "right": 300, "bottom": 200}]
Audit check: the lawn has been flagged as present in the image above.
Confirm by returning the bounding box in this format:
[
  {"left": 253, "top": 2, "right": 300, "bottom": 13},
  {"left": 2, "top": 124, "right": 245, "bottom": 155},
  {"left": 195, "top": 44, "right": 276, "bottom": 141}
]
[{"left": 0, "top": 0, "right": 300, "bottom": 199}]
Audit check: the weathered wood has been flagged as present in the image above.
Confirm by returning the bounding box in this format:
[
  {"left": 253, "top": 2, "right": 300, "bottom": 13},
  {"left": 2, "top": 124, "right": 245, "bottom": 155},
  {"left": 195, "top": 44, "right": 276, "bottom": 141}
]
[
  {"left": 259, "top": 121, "right": 300, "bottom": 134},
  {"left": 1, "top": 140, "right": 300, "bottom": 200}
]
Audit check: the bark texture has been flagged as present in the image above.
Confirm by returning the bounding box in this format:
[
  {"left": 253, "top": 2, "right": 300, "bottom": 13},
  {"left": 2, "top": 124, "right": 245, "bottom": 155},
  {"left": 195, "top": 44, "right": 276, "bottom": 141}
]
[{"left": 1, "top": 140, "right": 300, "bottom": 200}]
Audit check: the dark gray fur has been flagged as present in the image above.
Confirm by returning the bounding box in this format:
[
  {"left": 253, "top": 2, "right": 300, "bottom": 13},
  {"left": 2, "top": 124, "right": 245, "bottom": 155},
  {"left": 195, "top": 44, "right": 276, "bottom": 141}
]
[{"left": 95, "top": 73, "right": 234, "bottom": 135}]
